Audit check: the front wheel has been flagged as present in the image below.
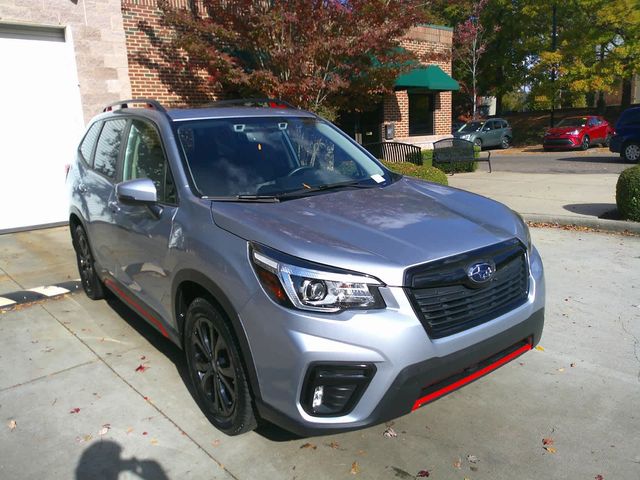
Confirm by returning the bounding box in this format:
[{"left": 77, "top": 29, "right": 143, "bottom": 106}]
[
  {"left": 474, "top": 138, "right": 482, "bottom": 149},
  {"left": 72, "top": 224, "right": 105, "bottom": 300},
  {"left": 622, "top": 142, "right": 640, "bottom": 163},
  {"left": 184, "top": 297, "right": 257, "bottom": 435},
  {"left": 580, "top": 135, "right": 590, "bottom": 150}
]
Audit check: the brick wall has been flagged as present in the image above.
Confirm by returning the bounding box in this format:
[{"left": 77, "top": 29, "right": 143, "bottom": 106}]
[
  {"left": 382, "top": 25, "right": 454, "bottom": 139},
  {"left": 0, "top": 0, "right": 132, "bottom": 123},
  {"left": 122, "top": 0, "right": 216, "bottom": 106}
]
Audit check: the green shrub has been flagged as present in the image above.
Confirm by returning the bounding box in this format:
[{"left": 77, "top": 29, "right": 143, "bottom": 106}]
[
  {"left": 616, "top": 166, "right": 640, "bottom": 221},
  {"left": 381, "top": 161, "right": 448, "bottom": 186},
  {"left": 429, "top": 145, "right": 480, "bottom": 174}
]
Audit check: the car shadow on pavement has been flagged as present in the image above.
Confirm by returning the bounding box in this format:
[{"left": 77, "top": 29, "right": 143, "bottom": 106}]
[
  {"left": 76, "top": 439, "right": 168, "bottom": 480},
  {"left": 563, "top": 203, "right": 617, "bottom": 217},
  {"left": 104, "top": 296, "right": 301, "bottom": 443},
  {"left": 557, "top": 155, "right": 626, "bottom": 164}
]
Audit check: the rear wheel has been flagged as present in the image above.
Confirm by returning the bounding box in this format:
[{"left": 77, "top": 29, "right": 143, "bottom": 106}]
[
  {"left": 501, "top": 136, "right": 511, "bottom": 149},
  {"left": 603, "top": 134, "right": 611, "bottom": 147},
  {"left": 184, "top": 297, "right": 257, "bottom": 435},
  {"left": 580, "top": 135, "right": 590, "bottom": 150},
  {"left": 72, "top": 224, "right": 105, "bottom": 300},
  {"left": 622, "top": 142, "right": 640, "bottom": 163}
]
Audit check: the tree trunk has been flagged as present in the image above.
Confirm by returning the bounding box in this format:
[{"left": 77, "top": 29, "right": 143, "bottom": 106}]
[
  {"left": 596, "top": 91, "right": 606, "bottom": 114},
  {"left": 621, "top": 76, "right": 632, "bottom": 109}
]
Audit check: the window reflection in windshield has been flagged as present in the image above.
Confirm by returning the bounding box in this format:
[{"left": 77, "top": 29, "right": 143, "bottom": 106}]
[
  {"left": 177, "top": 117, "right": 388, "bottom": 198},
  {"left": 459, "top": 121, "right": 484, "bottom": 133},
  {"left": 556, "top": 118, "right": 587, "bottom": 128}
]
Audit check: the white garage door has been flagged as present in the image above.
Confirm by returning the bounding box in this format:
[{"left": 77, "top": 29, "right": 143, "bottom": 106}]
[{"left": 0, "top": 24, "right": 84, "bottom": 232}]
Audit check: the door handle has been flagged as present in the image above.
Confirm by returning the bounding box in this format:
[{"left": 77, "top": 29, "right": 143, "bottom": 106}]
[{"left": 108, "top": 201, "right": 121, "bottom": 213}]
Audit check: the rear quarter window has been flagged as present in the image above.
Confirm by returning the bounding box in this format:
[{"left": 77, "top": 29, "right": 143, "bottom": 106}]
[
  {"left": 79, "top": 122, "right": 102, "bottom": 166},
  {"left": 619, "top": 109, "right": 640, "bottom": 126},
  {"left": 93, "top": 119, "right": 127, "bottom": 179}
]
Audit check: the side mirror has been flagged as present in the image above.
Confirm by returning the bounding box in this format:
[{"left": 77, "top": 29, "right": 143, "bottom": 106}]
[{"left": 116, "top": 178, "right": 157, "bottom": 204}]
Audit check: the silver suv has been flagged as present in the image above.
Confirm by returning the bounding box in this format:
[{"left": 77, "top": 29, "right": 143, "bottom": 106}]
[{"left": 67, "top": 99, "right": 544, "bottom": 436}]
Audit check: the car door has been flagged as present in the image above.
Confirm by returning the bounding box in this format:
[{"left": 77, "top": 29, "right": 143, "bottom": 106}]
[
  {"left": 111, "top": 118, "right": 179, "bottom": 322},
  {"left": 80, "top": 118, "right": 128, "bottom": 277},
  {"left": 586, "top": 117, "right": 601, "bottom": 142},
  {"left": 483, "top": 120, "right": 500, "bottom": 146}
]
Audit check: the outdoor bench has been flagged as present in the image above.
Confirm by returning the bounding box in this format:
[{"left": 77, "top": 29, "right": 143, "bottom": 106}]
[{"left": 432, "top": 138, "right": 492, "bottom": 173}]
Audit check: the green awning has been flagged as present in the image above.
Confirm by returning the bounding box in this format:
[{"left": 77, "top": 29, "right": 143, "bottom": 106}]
[{"left": 395, "top": 65, "right": 460, "bottom": 91}]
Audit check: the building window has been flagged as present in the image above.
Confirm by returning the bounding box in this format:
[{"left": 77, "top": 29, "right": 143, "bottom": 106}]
[{"left": 408, "top": 93, "right": 435, "bottom": 136}]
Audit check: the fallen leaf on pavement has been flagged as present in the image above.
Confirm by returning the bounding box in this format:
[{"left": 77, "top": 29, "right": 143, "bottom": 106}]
[
  {"left": 383, "top": 426, "right": 397, "bottom": 438},
  {"left": 142, "top": 431, "right": 148, "bottom": 436},
  {"left": 453, "top": 457, "right": 462, "bottom": 469},
  {"left": 570, "top": 363, "right": 576, "bottom": 367},
  {"left": 544, "top": 446, "right": 557, "bottom": 454},
  {"left": 140, "top": 355, "right": 146, "bottom": 360},
  {"left": 212, "top": 439, "right": 221, "bottom": 447},
  {"left": 557, "top": 368, "right": 565, "bottom": 372},
  {"left": 98, "top": 424, "right": 111, "bottom": 436},
  {"left": 300, "top": 442, "right": 317, "bottom": 450},
  {"left": 126, "top": 427, "right": 134, "bottom": 434},
  {"left": 69, "top": 407, "right": 81, "bottom": 414},
  {"left": 135, "top": 364, "right": 148, "bottom": 373},
  {"left": 8, "top": 420, "right": 16, "bottom": 431},
  {"left": 416, "top": 470, "right": 430, "bottom": 477},
  {"left": 326, "top": 441, "right": 341, "bottom": 449},
  {"left": 350, "top": 462, "right": 360, "bottom": 475},
  {"left": 467, "top": 455, "right": 478, "bottom": 464},
  {"left": 542, "top": 438, "right": 554, "bottom": 446},
  {"left": 535, "top": 345, "right": 545, "bottom": 352},
  {"left": 150, "top": 438, "right": 158, "bottom": 445},
  {"left": 595, "top": 475, "right": 604, "bottom": 480}
]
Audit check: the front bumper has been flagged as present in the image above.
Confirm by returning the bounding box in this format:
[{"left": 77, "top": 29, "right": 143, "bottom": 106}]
[
  {"left": 256, "top": 308, "right": 543, "bottom": 436},
  {"left": 543, "top": 137, "right": 579, "bottom": 148}
]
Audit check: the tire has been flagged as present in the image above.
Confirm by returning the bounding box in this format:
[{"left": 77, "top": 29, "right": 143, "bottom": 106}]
[
  {"left": 501, "top": 136, "right": 511, "bottom": 149},
  {"left": 622, "top": 142, "right": 640, "bottom": 163},
  {"left": 474, "top": 138, "right": 482, "bottom": 149},
  {"left": 184, "top": 297, "right": 257, "bottom": 435},
  {"left": 72, "top": 224, "right": 106, "bottom": 300},
  {"left": 603, "top": 134, "right": 611, "bottom": 148},
  {"left": 580, "top": 135, "right": 590, "bottom": 150}
]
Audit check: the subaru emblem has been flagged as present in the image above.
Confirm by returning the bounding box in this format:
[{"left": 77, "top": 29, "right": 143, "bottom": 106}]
[{"left": 467, "top": 261, "right": 496, "bottom": 284}]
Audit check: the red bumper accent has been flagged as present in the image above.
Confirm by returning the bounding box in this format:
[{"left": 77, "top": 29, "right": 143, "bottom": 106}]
[{"left": 412, "top": 342, "right": 532, "bottom": 411}]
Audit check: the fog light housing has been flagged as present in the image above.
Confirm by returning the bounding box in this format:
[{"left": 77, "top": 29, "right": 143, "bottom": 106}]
[{"left": 301, "top": 364, "right": 376, "bottom": 417}]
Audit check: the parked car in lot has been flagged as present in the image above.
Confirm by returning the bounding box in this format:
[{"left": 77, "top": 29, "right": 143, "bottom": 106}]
[
  {"left": 67, "top": 98, "right": 545, "bottom": 436},
  {"left": 543, "top": 115, "right": 613, "bottom": 151},
  {"left": 453, "top": 118, "right": 512, "bottom": 149},
  {"left": 609, "top": 106, "right": 640, "bottom": 163}
]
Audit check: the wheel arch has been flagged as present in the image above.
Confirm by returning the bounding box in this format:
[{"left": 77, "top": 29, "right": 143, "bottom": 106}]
[{"left": 172, "top": 269, "right": 262, "bottom": 400}]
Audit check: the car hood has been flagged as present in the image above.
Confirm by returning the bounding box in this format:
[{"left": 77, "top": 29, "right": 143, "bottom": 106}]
[
  {"left": 547, "top": 126, "right": 582, "bottom": 135},
  {"left": 210, "top": 177, "right": 528, "bottom": 286}
]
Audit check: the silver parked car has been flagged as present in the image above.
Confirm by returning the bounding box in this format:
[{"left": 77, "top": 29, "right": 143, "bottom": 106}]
[
  {"left": 454, "top": 118, "right": 512, "bottom": 149},
  {"left": 67, "top": 99, "right": 544, "bottom": 436}
]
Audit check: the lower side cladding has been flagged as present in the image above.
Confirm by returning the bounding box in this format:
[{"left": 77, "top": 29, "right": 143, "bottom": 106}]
[{"left": 256, "top": 308, "right": 544, "bottom": 437}]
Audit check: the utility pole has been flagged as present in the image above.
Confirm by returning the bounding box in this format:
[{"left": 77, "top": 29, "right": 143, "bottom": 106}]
[{"left": 550, "top": 3, "right": 557, "bottom": 127}]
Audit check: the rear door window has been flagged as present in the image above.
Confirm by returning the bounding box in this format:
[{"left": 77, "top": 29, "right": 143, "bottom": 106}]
[
  {"left": 93, "top": 119, "right": 127, "bottom": 179},
  {"left": 620, "top": 109, "right": 640, "bottom": 126},
  {"left": 79, "top": 122, "right": 102, "bottom": 166}
]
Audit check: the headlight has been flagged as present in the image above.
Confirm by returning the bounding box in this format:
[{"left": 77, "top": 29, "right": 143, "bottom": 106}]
[
  {"left": 250, "top": 245, "right": 386, "bottom": 312},
  {"left": 570, "top": 129, "right": 580, "bottom": 135},
  {"left": 512, "top": 210, "right": 532, "bottom": 251}
]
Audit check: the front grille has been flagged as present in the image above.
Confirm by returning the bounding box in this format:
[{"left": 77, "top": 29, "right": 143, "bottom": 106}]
[
  {"left": 543, "top": 138, "right": 573, "bottom": 146},
  {"left": 405, "top": 239, "right": 529, "bottom": 339}
]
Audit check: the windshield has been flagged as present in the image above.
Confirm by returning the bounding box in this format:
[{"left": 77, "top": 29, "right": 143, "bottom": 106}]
[
  {"left": 556, "top": 117, "right": 587, "bottom": 128},
  {"left": 176, "top": 117, "right": 390, "bottom": 198},
  {"left": 459, "top": 121, "right": 484, "bottom": 133}
]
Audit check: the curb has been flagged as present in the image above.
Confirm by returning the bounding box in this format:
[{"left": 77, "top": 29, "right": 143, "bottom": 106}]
[
  {"left": 0, "top": 280, "right": 82, "bottom": 311},
  {"left": 523, "top": 213, "right": 640, "bottom": 234}
]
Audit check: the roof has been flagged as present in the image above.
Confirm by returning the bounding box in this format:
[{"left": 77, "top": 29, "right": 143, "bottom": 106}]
[
  {"left": 395, "top": 65, "right": 460, "bottom": 91},
  {"left": 166, "top": 107, "right": 316, "bottom": 122}
]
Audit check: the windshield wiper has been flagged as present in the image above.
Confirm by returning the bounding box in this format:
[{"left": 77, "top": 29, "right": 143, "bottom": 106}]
[
  {"left": 207, "top": 195, "right": 280, "bottom": 203},
  {"left": 276, "top": 180, "right": 377, "bottom": 199}
]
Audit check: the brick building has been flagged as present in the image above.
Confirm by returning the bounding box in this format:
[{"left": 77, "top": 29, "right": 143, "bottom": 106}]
[{"left": 0, "top": 1, "right": 456, "bottom": 230}]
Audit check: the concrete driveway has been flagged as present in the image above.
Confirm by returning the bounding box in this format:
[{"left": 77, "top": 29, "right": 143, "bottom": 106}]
[{"left": 1, "top": 227, "right": 639, "bottom": 480}]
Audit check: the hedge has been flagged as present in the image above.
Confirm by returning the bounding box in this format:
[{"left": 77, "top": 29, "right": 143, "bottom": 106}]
[
  {"left": 381, "top": 161, "right": 448, "bottom": 186},
  {"left": 616, "top": 166, "right": 640, "bottom": 221}
]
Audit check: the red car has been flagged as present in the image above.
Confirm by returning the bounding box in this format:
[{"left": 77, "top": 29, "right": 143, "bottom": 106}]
[{"left": 543, "top": 115, "right": 613, "bottom": 151}]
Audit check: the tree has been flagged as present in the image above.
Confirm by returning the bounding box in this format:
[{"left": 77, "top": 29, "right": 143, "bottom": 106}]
[{"left": 159, "top": 0, "right": 427, "bottom": 118}]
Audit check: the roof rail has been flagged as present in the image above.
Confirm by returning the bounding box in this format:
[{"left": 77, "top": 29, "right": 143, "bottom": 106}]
[
  {"left": 103, "top": 98, "right": 167, "bottom": 113},
  {"left": 203, "top": 98, "right": 298, "bottom": 110}
]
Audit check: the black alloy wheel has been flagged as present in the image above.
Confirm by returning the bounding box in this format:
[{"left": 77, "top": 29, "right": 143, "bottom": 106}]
[
  {"left": 581, "top": 135, "right": 590, "bottom": 150},
  {"left": 501, "top": 136, "right": 511, "bottom": 149},
  {"left": 185, "top": 298, "right": 257, "bottom": 435},
  {"left": 73, "top": 225, "right": 105, "bottom": 300}
]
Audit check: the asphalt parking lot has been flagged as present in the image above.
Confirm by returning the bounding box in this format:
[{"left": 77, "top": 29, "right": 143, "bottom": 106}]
[{"left": 1, "top": 226, "right": 639, "bottom": 480}]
